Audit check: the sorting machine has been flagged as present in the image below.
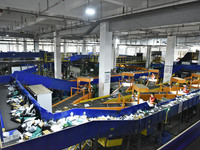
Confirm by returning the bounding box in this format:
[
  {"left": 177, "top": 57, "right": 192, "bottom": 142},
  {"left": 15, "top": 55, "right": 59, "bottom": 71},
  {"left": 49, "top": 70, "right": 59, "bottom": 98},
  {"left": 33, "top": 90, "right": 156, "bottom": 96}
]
[
  {"left": 185, "top": 73, "right": 200, "bottom": 89},
  {"left": 52, "top": 70, "right": 152, "bottom": 112},
  {"left": 146, "top": 69, "right": 160, "bottom": 89},
  {"left": 132, "top": 84, "right": 149, "bottom": 104},
  {"left": 52, "top": 77, "right": 93, "bottom": 112},
  {"left": 162, "top": 77, "right": 186, "bottom": 95},
  {"left": 1, "top": 78, "right": 200, "bottom": 150},
  {"left": 52, "top": 71, "right": 192, "bottom": 113}
]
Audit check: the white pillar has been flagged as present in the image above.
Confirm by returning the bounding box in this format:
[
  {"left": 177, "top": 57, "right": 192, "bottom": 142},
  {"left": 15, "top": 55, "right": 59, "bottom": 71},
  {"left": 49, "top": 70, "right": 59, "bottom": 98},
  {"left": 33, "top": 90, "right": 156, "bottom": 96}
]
[
  {"left": 145, "top": 46, "right": 151, "bottom": 68},
  {"left": 82, "top": 40, "right": 87, "bottom": 55},
  {"left": 63, "top": 39, "right": 66, "bottom": 54},
  {"left": 163, "top": 36, "right": 176, "bottom": 83},
  {"left": 77, "top": 46, "right": 81, "bottom": 55},
  {"left": 42, "top": 43, "right": 44, "bottom": 51},
  {"left": 23, "top": 38, "right": 27, "bottom": 52},
  {"left": 99, "top": 22, "right": 113, "bottom": 96},
  {"left": 198, "top": 50, "right": 200, "bottom": 65},
  {"left": 7, "top": 42, "right": 10, "bottom": 52},
  {"left": 16, "top": 38, "right": 19, "bottom": 52},
  {"left": 92, "top": 46, "right": 96, "bottom": 55},
  {"left": 113, "top": 38, "right": 119, "bottom": 69},
  {"left": 125, "top": 47, "right": 128, "bottom": 55},
  {"left": 116, "top": 45, "right": 119, "bottom": 57},
  {"left": 66, "top": 43, "right": 69, "bottom": 53},
  {"left": 34, "top": 38, "right": 39, "bottom": 52},
  {"left": 51, "top": 40, "right": 54, "bottom": 52},
  {"left": 111, "top": 46, "right": 116, "bottom": 70},
  {"left": 54, "top": 32, "right": 62, "bottom": 79}
]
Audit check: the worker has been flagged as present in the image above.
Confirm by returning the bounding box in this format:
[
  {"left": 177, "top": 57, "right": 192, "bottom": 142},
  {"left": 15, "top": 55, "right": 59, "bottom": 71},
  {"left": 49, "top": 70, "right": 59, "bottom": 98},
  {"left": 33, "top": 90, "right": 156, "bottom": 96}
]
[
  {"left": 151, "top": 73, "right": 156, "bottom": 80},
  {"left": 131, "top": 94, "right": 135, "bottom": 102},
  {"left": 83, "top": 84, "right": 88, "bottom": 91},
  {"left": 183, "top": 84, "right": 189, "bottom": 93},
  {"left": 69, "top": 73, "right": 74, "bottom": 79},
  {"left": 148, "top": 93, "right": 157, "bottom": 107}
]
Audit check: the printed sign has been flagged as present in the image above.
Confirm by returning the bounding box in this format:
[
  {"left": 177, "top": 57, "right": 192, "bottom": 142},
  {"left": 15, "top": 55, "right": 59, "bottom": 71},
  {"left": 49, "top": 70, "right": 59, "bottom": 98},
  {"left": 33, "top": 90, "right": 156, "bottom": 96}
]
[{"left": 105, "top": 72, "right": 111, "bottom": 83}]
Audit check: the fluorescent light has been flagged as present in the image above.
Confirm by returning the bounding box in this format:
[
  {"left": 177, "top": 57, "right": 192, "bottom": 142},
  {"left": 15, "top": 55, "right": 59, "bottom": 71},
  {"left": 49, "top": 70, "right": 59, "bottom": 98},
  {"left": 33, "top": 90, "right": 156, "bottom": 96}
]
[{"left": 85, "top": 7, "right": 95, "bottom": 16}]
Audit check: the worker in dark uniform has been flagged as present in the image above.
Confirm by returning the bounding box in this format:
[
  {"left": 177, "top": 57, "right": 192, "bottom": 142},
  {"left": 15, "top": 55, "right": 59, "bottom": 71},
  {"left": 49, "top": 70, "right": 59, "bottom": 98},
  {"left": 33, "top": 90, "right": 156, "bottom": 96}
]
[{"left": 69, "top": 73, "right": 74, "bottom": 79}]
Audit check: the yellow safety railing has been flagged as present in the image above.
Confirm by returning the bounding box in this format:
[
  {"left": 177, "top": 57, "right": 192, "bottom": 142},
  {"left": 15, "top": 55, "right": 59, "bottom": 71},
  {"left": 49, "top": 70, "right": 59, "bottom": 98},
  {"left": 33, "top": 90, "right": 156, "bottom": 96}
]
[
  {"left": 117, "top": 92, "right": 126, "bottom": 108},
  {"left": 44, "top": 53, "right": 71, "bottom": 62},
  {"left": 62, "top": 53, "right": 71, "bottom": 62},
  {"left": 89, "top": 55, "right": 145, "bottom": 64},
  {"left": 89, "top": 55, "right": 98, "bottom": 63},
  {"left": 116, "top": 56, "right": 144, "bottom": 65},
  {"left": 73, "top": 144, "right": 79, "bottom": 150},
  {"left": 67, "top": 140, "right": 89, "bottom": 150},
  {"left": 81, "top": 140, "right": 89, "bottom": 150},
  {"left": 44, "top": 53, "right": 54, "bottom": 62},
  {"left": 152, "top": 56, "right": 161, "bottom": 63}
]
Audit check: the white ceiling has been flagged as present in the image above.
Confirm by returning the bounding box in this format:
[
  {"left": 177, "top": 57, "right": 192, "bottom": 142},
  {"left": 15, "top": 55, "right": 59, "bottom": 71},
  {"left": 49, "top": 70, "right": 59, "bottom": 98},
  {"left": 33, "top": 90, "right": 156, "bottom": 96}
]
[{"left": 0, "top": 0, "right": 200, "bottom": 40}]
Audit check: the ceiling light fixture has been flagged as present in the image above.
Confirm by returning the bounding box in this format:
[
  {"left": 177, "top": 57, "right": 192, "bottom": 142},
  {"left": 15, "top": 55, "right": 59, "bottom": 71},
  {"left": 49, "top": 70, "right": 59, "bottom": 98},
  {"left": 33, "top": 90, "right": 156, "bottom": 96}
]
[{"left": 85, "top": 7, "right": 95, "bottom": 16}]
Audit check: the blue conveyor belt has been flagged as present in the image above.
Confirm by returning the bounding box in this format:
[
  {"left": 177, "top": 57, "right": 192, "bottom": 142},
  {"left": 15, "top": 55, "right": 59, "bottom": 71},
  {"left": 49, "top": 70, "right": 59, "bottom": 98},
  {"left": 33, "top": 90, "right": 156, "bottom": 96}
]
[{"left": 1, "top": 79, "right": 200, "bottom": 150}]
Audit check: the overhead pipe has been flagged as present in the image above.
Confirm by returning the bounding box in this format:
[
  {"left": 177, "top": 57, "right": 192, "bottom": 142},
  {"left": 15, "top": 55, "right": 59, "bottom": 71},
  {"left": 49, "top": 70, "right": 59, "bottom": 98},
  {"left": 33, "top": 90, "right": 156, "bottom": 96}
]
[{"left": 2, "top": 8, "right": 83, "bottom": 22}]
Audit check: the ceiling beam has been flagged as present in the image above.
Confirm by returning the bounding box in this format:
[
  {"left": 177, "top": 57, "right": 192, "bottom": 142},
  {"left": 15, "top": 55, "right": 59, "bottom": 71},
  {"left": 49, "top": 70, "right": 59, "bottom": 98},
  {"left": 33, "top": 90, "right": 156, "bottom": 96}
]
[
  {"left": 103, "top": 0, "right": 124, "bottom": 6},
  {"left": 84, "top": 22, "right": 100, "bottom": 35},
  {"left": 109, "top": 1, "right": 200, "bottom": 32},
  {"left": 0, "top": 32, "right": 34, "bottom": 38},
  {"left": 2, "top": 8, "right": 83, "bottom": 32},
  {"left": 12, "top": 17, "right": 46, "bottom": 31},
  {"left": 65, "top": 0, "right": 87, "bottom": 10}
]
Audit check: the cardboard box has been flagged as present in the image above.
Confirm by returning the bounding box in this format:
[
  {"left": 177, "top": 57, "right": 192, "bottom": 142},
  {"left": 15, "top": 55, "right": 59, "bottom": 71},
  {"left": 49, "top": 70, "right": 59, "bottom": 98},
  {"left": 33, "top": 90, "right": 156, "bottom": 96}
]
[{"left": 42, "top": 130, "right": 51, "bottom": 135}]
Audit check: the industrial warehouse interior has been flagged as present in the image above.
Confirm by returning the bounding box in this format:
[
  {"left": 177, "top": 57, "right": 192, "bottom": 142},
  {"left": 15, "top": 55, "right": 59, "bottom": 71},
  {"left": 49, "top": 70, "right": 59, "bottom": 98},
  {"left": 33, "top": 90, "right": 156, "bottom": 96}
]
[{"left": 1, "top": 0, "right": 200, "bottom": 150}]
